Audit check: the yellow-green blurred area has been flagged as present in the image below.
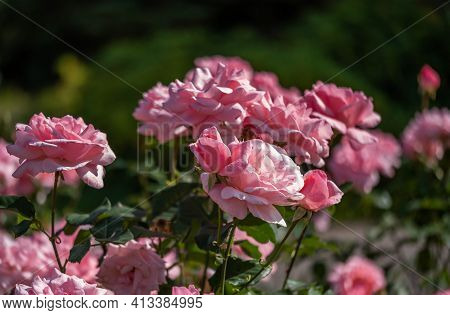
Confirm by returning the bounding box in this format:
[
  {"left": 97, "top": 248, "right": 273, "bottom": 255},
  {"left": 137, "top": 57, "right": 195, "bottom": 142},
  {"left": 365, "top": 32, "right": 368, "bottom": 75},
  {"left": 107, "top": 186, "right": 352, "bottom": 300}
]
[{"left": 1, "top": 0, "right": 448, "bottom": 158}]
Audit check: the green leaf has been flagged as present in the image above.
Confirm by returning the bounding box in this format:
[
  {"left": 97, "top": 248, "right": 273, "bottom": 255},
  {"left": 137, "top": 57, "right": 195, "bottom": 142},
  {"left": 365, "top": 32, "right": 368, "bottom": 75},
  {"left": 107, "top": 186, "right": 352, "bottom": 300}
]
[
  {"left": 66, "top": 199, "right": 111, "bottom": 226},
  {"left": 68, "top": 230, "right": 91, "bottom": 263},
  {"left": 150, "top": 182, "right": 199, "bottom": 217},
  {"left": 0, "top": 196, "right": 36, "bottom": 219},
  {"left": 238, "top": 222, "right": 276, "bottom": 244},
  {"left": 209, "top": 257, "right": 272, "bottom": 292},
  {"left": 238, "top": 240, "right": 262, "bottom": 260},
  {"left": 90, "top": 217, "right": 134, "bottom": 244},
  {"left": 11, "top": 219, "right": 33, "bottom": 237}
]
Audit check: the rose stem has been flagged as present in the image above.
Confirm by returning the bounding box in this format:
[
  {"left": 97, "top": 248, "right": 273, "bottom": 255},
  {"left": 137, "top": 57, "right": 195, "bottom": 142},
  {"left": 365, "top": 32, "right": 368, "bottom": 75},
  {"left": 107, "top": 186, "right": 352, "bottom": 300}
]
[
  {"left": 243, "top": 212, "right": 308, "bottom": 289},
  {"left": 50, "top": 171, "right": 65, "bottom": 272},
  {"left": 200, "top": 249, "right": 210, "bottom": 295},
  {"left": 282, "top": 213, "right": 314, "bottom": 290},
  {"left": 219, "top": 222, "right": 237, "bottom": 295}
]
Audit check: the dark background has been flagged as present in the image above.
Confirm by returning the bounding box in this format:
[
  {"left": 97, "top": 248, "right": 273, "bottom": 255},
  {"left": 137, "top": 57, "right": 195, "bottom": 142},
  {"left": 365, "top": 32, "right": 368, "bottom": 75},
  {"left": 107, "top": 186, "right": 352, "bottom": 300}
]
[{"left": 1, "top": 0, "right": 449, "bottom": 157}]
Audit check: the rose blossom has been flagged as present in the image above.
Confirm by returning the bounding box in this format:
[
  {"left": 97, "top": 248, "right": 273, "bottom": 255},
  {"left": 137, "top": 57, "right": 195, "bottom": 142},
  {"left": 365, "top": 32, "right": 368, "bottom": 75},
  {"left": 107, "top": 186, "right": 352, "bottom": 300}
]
[
  {"left": 165, "top": 63, "right": 264, "bottom": 140},
  {"left": 172, "top": 285, "right": 201, "bottom": 295},
  {"left": 97, "top": 240, "right": 166, "bottom": 294},
  {"left": 187, "top": 55, "right": 253, "bottom": 80},
  {"left": 298, "top": 170, "right": 343, "bottom": 212},
  {"left": 303, "top": 82, "right": 381, "bottom": 149},
  {"left": 0, "top": 139, "right": 34, "bottom": 195},
  {"left": 418, "top": 64, "right": 440, "bottom": 97},
  {"left": 15, "top": 269, "right": 110, "bottom": 295},
  {"left": 7, "top": 113, "right": 116, "bottom": 189},
  {"left": 251, "top": 72, "right": 301, "bottom": 103},
  {"left": 0, "top": 231, "right": 53, "bottom": 294},
  {"left": 192, "top": 127, "right": 304, "bottom": 226},
  {"left": 402, "top": 107, "right": 450, "bottom": 166},
  {"left": 133, "top": 83, "right": 189, "bottom": 143},
  {"left": 244, "top": 96, "right": 333, "bottom": 167},
  {"left": 329, "top": 131, "right": 401, "bottom": 193},
  {"left": 328, "top": 256, "right": 385, "bottom": 295}
]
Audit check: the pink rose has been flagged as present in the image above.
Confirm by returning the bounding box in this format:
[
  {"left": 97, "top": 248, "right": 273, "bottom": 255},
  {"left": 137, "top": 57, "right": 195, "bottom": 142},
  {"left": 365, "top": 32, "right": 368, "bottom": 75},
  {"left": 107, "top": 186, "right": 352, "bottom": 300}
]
[
  {"left": 0, "top": 139, "right": 34, "bottom": 195},
  {"left": 0, "top": 231, "right": 52, "bottom": 294},
  {"left": 165, "top": 63, "right": 264, "bottom": 140},
  {"left": 402, "top": 107, "right": 450, "bottom": 166},
  {"left": 97, "top": 240, "right": 166, "bottom": 294},
  {"left": 244, "top": 96, "right": 333, "bottom": 167},
  {"left": 133, "top": 83, "right": 188, "bottom": 143},
  {"left": 15, "top": 269, "right": 110, "bottom": 295},
  {"left": 329, "top": 131, "right": 401, "bottom": 193},
  {"left": 189, "top": 126, "right": 231, "bottom": 173},
  {"left": 251, "top": 72, "right": 301, "bottom": 103},
  {"left": 303, "top": 82, "right": 381, "bottom": 149},
  {"left": 328, "top": 256, "right": 385, "bottom": 295},
  {"left": 298, "top": 170, "right": 343, "bottom": 212},
  {"left": 172, "top": 285, "right": 201, "bottom": 295},
  {"left": 7, "top": 113, "right": 116, "bottom": 189},
  {"left": 194, "top": 127, "right": 304, "bottom": 226},
  {"left": 418, "top": 64, "right": 440, "bottom": 97},
  {"left": 187, "top": 55, "right": 253, "bottom": 80}
]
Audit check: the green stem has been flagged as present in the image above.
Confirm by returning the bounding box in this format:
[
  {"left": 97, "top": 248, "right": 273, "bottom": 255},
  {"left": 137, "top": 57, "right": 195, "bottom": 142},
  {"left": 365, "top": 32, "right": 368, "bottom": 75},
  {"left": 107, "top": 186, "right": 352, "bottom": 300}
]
[
  {"left": 50, "top": 171, "right": 65, "bottom": 272},
  {"left": 216, "top": 204, "right": 222, "bottom": 244},
  {"left": 421, "top": 93, "right": 429, "bottom": 110},
  {"left": 243, "top": 213, "right": 307, "bottom": 288},
  {"left": 219, "top": 222, "right": 237, "bottom": 295},
  {"left": 282, "top": 213, "right": 313, "bottom": 290}
]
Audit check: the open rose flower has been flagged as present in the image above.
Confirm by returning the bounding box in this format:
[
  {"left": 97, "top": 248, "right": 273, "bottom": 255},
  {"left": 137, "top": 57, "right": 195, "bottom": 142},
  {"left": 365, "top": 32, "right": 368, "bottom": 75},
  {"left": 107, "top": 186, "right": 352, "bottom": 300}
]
[
  {"left": 0, "top": 139, "right": 34, "bottom": 195},
  {"left": 418, "top": 64, "right": 440, "bottom": 98},
  {"left": 172, "top": 285, "right": 201, "bottom": 295},
  {"left": 133, "top": 83, "right": 188, "bottom": 143},
  {"left": 298, "top": 170, "right": 343, "bottom": 212},
  {"left": 97, "top": 240, "right": 166, "bottom": 294},
  {"left": 251, "top": 72, "right": 301, "bottom": 103},
  {"left": 7, "top": 113, "right": 116, "bottom": 189},
  {"left": 193, "top": 127, "right": 304, "bottom": 226},
  {"left": 402, "top": 107, "right": 450, "bottom": 166},
  {"left": 165, "top": 63, "right": 264, "bottom": 140},
  {"left": 15, "top": 269, "right": 110, "bottom": 295},
  {"left": 0, "top": 231, "right": 52, "bottom": 294},
  {"left": 329, "top": 131, "right": 401, "bottom": 193},
  {"left": 245, "top": 96, "right": 333, "bottom": 167},
  {"left": 303, "top": 82, "right": 381, "bottom": 149},
  {"left": 328, "top": 256, "right": 385, "bottom": 295},
  {"left": 187, "top": 55, "right": 253, "bottom": 80}
]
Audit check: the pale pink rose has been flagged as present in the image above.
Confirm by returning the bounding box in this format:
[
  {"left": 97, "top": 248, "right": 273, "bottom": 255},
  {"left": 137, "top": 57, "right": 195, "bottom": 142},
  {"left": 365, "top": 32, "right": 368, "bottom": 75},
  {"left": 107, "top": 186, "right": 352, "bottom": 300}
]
[
  {"left": 189, "top": 126, "right": 231, "bottom": 173},
  {"left": 165, "top": 63, "right": 264, "bottom": 139},
  {"left": 133, "top": 83, "right": 188, "bottom": 143},
  {"left": 7, "top": 113, "right": 116, "bottom": 189},
  {"left": 187, "top": 55, "right": 253, "bottom": 80},
  {"left": 418, "top": 64, "right": 440, "bottom": 96},
  {"left": 298, "top": 170, "right": 343, "bottom": 212},
  {"left": 402, "top": 107, "right": 450, "bottom": 166},
  {"left": 328, "top": 256, "right": 385, "bottom": 295},
  {"left": 0, "top": 139, "right": 34, "bottom": 195},
  {"left": 0, "top": 231, "right": 53, "bottom": 294},
  {"left": 15, "top": 268, "right": 110, "bottom": 295},
  {"left": 244, "top": 96, "right": 333, "bottom": 167},
  {"left": 195, "top": 128, "right": 304, "bottom": 226},
  {"left": 97, "top": 240, "right": 166, "bottom": 294},
  {"left": 251, "top": 72, "right": 301, "bottom": 103},
  {"left": 329, "top": 131, "right": 401, "bottom": 193},
  {"left": 233, "top": 228, "right": 274, "bottom": 260},
  {"left": 172, "top": 285, "right": 201, "bottom": 295},
  {"left": 303, "top": 82, "right": 381, "bottom": 149}
]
